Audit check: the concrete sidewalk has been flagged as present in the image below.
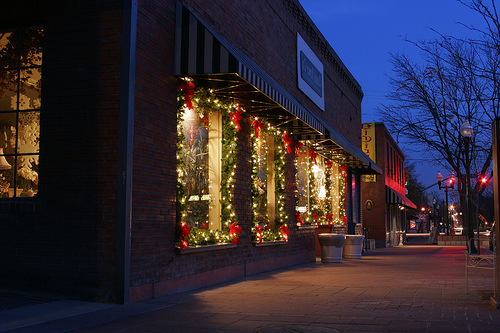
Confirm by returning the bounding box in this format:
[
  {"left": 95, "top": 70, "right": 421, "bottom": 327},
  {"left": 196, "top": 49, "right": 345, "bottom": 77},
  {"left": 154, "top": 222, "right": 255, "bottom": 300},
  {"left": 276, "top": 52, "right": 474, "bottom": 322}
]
[{"left": 1, "top": 245, "right": 499, "bottom": 332}]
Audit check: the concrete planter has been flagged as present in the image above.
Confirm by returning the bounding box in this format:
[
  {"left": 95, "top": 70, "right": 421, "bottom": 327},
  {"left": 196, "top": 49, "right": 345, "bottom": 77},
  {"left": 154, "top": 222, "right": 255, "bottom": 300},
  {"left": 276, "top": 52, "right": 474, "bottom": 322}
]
[
  {"left": 343, "top": 235, "right": 365, "bottom": 259},
  {"left": 317, "top": 233, "right": 346, "bottom": 263}
]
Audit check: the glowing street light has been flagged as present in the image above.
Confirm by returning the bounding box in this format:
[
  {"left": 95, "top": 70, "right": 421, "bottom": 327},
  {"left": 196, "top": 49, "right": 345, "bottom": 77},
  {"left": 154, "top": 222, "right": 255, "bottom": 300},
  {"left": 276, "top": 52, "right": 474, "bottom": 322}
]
[{"left": 437, "top": 171, "right": 455, "bottom": 235}]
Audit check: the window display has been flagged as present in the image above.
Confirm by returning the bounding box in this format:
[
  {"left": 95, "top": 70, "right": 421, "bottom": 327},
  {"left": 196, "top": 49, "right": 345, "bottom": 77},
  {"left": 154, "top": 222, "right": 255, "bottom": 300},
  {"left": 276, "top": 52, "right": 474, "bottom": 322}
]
[
  {"left": 176, "top": 82, "right": 240, "bottom": 248},
  {"left": 295, "top": 144, "right": 346, "bottom": 226},
  {"left": 251, "top": 119, "right": 288, "bottom": 243},
  {"left": 0, "top": 27, "right": 42, "bottom": 198}
]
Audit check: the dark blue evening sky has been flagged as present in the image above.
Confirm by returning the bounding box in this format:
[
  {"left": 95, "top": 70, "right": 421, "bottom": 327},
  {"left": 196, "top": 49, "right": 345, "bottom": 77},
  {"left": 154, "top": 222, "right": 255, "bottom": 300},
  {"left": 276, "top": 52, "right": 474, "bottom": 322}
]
[{"left": 299, "top": 0, "right": 488, "bottom": 191}]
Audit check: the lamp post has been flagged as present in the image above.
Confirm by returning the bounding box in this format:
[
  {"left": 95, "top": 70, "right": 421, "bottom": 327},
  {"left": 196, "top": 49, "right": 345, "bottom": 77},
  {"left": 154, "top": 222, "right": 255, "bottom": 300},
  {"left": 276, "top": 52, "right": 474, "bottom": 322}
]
[
  {"left": 437, "top": 171, "right": 455, "bottom": 235},
  {"left": 432, "top": 199, "right": 437, "bottom": 229},
  {"left": 460, "top": 121, "right": 477, "bottom": 254}
]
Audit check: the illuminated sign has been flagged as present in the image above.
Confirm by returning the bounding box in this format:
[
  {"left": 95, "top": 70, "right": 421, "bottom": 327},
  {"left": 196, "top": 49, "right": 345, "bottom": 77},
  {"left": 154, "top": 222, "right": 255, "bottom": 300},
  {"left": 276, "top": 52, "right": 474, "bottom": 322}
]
[{"left": 362, "top": 123, "right": 376, "bottom": 182}]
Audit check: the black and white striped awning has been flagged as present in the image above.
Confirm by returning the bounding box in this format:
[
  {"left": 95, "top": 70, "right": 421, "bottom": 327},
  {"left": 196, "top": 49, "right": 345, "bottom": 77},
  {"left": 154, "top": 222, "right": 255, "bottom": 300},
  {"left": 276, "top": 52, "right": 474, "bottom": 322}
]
[
  {"left": 174, "top": 1, "right": 381, "bottom": 174},
  {"left": 174, "top": 1, "right": 322, "bottom": 135}
]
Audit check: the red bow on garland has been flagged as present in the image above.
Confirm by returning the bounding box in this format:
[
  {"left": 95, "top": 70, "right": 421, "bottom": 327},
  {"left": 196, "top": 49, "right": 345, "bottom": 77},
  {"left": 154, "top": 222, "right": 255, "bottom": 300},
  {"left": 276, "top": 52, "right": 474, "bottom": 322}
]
[
  {"left": 340, "top": 166, "right": 347, "bottom": 177},
  {"left": 296, "top": 212, "right": 304, "bottom": 226},
  {"left": 179, "top": 82, "right": 195, "bottom": 110},
  {"left": 230, "top": 110, "right": 242, "bottom": 130},
  {"left": 229, "top": 222, "right": 242, "bottom": 245},
  {"left": 201, "top": 222, "right": 207, "bottom": 229},
  {"left": 179, "top": 222, "right": 191, "bottom": 250},
  {"left": 295, "top": 141, "right": 303, "bottom": 156},
  {"left": 256, "top": 225, "right": 262, "bottom": 244},
  {"left": 327, "top": 213, "right": 333, "bottom": 227},
  {"left": 280, "top": 225, "right": 290, "bottom": 242},
  {"left": 282, "top": 132, "right": 292, "bottom": 154},
  {"left": 313, "top": 213, "right": 319, "bottom": 225},
  {"left": 252, "top": 118, "right": 264, "bottom": 138},
  {"left": 308, "top": 149, "right": 318, "bottom": 165},
  {"left": 326, "top": 161, "right": 333, "bottom": 169},
  {"left": 341, "top": 216, "right": 347, "bottom": 225}
]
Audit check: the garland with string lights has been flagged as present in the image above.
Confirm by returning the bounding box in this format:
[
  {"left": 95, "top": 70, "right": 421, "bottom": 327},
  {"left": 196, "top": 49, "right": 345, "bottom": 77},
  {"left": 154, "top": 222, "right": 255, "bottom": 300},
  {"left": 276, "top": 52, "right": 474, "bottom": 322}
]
[
  {"left": 176, "top": 80, "right": 241, "bottom": 248},
  {"left": 294, "top": 143, "right": 347, "bottom": 226},
  {"left": 339, "top": 165, "right": 347, "bottom": 223},
  {"left": 250, "top": 118, "right": 289, "bottom": 243}
]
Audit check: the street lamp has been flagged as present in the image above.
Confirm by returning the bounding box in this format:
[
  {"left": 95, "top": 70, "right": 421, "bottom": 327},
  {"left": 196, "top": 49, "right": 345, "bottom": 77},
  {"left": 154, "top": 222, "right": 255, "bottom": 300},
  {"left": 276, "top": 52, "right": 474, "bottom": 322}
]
[
  {"left": 437, "top": 171, "right": 455, "bottom": 235},
  {"left": 460, "top": 121, "right": 477, "bottom": 254}
]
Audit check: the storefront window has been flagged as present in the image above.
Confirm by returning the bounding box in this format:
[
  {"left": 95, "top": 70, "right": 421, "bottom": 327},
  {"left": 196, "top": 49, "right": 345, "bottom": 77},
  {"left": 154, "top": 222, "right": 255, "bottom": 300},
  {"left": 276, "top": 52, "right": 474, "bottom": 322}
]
[
  {"left": 0, "top": 27, "right": 42, "bottom": 198},
  {"left": 252, "top": 133, "right": 275, "bottom": 226},
  {"left": 176, "top": 84, "right": 240, "bottom": 247},
  {"left": 295, "top": 145, "right": 346, "bottom": 225},
  {"left": 179, "top": 106, "right": 213, "bottom": 229},
  {"left": 251, "top": 119, "right": 288, "bottom": 242}
]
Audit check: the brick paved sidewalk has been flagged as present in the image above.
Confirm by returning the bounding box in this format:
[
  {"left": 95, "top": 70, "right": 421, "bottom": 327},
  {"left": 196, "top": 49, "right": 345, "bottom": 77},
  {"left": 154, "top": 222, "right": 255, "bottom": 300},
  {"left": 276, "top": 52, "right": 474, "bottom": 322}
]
[{"left": 2, "top": 245, "right": 499, "bottom": 332}]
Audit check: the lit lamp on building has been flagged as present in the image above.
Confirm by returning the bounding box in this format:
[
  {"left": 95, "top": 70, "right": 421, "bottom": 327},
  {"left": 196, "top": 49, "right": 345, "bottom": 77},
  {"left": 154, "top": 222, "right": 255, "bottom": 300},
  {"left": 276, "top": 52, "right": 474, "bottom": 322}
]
[
  {"left": 460, "top": 120, "right": 476, "bottom": 253},
  {"left": 436, "top": 171, "right": 455, "bottom": 235}
]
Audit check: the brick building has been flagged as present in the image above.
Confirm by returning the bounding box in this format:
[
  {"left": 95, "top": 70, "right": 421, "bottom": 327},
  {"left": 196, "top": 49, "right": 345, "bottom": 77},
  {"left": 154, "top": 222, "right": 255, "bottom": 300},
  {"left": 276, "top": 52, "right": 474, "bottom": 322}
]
[
  {"left": 361, "top": 122, "right": 416, "bottom": 248},
  {"left": 0, "top": 0, "right": 380, "bottom": 304}
]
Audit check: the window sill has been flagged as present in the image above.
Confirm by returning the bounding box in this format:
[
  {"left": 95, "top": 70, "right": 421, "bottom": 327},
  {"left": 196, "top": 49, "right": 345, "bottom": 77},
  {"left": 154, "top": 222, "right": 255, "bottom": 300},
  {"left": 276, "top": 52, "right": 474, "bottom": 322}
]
[
  {"left": 253, "top": 240, "right": 287, "bottom": 247},
  {"left": 0, "top": 199, "right": 40, "bottom": 213},
  {"left": 176, "top": 243, "right": 237, "bottom": 254},
  {"left": 297, "top": 224, "right": 318, "bottom": 230}
]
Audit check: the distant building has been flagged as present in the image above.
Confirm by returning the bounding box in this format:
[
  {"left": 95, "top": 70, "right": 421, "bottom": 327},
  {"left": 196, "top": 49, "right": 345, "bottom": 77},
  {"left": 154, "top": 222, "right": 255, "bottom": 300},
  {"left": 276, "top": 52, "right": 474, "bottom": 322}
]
[{"left": 361, "top": 122, "right": 416, "bottom": 248}]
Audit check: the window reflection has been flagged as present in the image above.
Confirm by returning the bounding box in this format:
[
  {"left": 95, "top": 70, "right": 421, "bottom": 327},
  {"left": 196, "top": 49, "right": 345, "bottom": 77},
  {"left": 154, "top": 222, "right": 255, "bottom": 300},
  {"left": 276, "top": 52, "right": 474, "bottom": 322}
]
[
  {"left": 295, "top": 144, "right": 343, "bottom": 225},
  {"left": 181, "top": 107, "right": 210, "bottom": 227},
  {"left": 0, "top": 27, "right": 42, "bottom": 198}
]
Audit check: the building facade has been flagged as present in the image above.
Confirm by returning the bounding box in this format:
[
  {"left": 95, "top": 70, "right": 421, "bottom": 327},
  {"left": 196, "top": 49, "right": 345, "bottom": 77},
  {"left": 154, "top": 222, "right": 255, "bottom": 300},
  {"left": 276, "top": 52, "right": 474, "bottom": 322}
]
[
  {"left": 361, "top": 122, "right": 416, "bottom": 248},
  {"left": 0, "top": 0, "right": 380, "bottom": 304}
]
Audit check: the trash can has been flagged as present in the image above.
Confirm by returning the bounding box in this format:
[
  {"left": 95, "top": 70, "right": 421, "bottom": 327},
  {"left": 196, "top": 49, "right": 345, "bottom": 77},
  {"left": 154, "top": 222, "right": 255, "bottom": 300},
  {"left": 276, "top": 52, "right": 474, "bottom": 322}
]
[
  {"left": 343, "top": 235, "right": 365, "bottom": 259},
  {"left": 317, "top": 233, "right": 346, "bottom": 263}
]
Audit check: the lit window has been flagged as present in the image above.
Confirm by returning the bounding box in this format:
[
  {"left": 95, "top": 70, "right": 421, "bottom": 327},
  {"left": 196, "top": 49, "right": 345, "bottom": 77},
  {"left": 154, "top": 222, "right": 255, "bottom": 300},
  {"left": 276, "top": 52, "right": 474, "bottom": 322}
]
[
  {"left": 250, "top": 121, "right": 288, "bottom": 242},
  {"left": 179, "top": 106, "right": 221, "bottom": 230},
  {"left": 295, "top": 145, "right": 345, "bottom": 225},
  {"left": 176, "top": 86, "right": 240, "bottom": 247},
  {"left": 0, "top": 27, "right": 42, "bottom": 198},
  {"left": 252, "top": 133, "right": 276, "bottom": 227}
]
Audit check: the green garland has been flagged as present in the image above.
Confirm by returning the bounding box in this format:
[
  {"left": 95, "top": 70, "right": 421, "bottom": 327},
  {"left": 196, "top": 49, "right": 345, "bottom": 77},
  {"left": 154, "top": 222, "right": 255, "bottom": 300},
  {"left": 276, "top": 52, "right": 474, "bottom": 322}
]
[
  {"left": 250, "top": 119, "right": 288, "bottom": 242},
  {"left": 325, "top": 164, "right": 333, "bottom": 215},
  {"left": 274, "top": 136, "right": 287, "bottom": 226},
  {"left": 220, "top": 105, "right": 238, "bottom": 229},
  {"left": 294, "top": 144, "right": 346, "bottom": 225},
  {"left": 176, "top": 81, "right": 238, "bottom": 247},
  {"left": 176, "top": 93, "right": 188, "bottom": 243},
  {"left": 187, "top": 227, "right": 233, "bottom": 246}
]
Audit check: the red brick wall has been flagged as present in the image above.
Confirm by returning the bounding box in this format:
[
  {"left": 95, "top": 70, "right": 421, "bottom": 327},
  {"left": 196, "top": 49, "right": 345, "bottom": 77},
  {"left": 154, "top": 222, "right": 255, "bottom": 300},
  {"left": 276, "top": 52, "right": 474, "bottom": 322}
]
[
  {"left": 129, "top": 0, "right": 177, "bottom": 298},
  {"left": 1, "top": 0, "right": 360, "bottom": 304},
  {"left": 127, "top": 0, "right": 354, "bottom": 302},
  {"left": 182, "top": 0, "right": 363, "bottom": 146},
  {"left": 0, "top": 0, "right": 123, "bottom": 301},
  {"left": 128, "top": 106, "right": 315, "bottom": 301},
  {"left": 361, "top": 123, "right": 408, "bottom": 247}
]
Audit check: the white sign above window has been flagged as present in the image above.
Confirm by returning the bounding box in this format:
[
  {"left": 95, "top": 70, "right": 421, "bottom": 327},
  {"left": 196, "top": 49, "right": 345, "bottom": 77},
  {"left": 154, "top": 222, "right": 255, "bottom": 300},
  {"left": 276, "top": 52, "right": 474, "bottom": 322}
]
[{"left": 297, "top": 33, "right": 324, "bottom": 111}]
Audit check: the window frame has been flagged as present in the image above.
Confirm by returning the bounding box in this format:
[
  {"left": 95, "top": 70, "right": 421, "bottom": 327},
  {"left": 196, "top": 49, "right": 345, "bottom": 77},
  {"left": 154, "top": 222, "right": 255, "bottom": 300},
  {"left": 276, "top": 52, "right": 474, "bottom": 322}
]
[{"left": 0, "top": 27, "right": 42, "bottom": 198}]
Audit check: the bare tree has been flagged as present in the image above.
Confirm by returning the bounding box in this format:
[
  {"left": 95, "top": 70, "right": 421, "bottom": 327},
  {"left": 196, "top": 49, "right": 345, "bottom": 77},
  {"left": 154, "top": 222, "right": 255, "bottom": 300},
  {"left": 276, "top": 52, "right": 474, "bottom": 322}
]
[
  {"left": 405, "top": 161, "right": 425, "bottom": 211},
  {"left": 378, "top": 0, "right": 499, "bottom": 243}
]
